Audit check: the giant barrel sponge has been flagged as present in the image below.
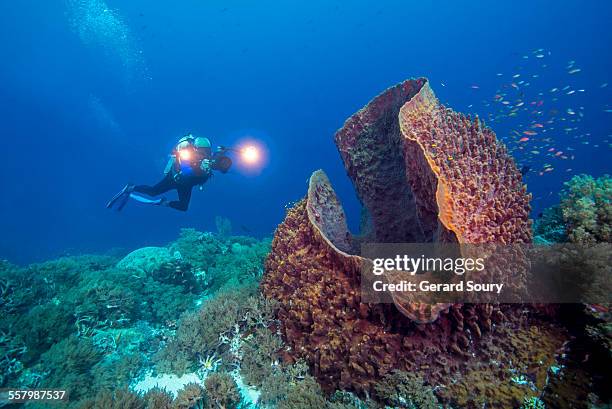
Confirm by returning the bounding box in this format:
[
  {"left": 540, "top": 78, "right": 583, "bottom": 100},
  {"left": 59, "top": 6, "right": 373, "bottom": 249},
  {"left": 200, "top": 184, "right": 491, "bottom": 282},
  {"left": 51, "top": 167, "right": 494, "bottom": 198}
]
[{"left": 262, "top": 78, "right": 534, "bottom": 396}]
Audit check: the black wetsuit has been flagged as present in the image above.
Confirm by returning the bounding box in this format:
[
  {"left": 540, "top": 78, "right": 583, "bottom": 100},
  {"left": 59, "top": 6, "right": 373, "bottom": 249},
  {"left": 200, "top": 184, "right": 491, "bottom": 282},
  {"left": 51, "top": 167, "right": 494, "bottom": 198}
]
[
  {"left": 133, "top": 173, "right": 207, "bottom": 211},
  {"left": 134, "top": 145, "right": 212, "bottom": 211}
]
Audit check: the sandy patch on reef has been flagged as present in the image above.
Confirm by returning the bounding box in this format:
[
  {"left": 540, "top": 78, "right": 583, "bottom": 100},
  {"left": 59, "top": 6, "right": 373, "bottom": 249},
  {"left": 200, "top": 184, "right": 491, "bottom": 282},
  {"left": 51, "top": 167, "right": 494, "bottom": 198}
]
[{"left": 131, "top": 369, "right": 260, "bottom": 405}]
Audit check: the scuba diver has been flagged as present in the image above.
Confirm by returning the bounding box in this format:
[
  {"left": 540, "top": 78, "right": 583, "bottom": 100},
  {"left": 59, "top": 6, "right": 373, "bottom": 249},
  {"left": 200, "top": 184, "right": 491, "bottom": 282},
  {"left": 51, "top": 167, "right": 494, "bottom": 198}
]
[{"left": 107, "top": 134, "right": 233, "bottom": 212}]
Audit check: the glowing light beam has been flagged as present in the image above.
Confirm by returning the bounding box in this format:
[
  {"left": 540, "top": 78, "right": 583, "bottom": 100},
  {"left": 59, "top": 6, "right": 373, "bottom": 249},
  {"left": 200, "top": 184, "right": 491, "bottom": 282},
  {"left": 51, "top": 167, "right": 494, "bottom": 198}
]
[{"left": 240, "top": 145, "right": 260, "bottom": 164}]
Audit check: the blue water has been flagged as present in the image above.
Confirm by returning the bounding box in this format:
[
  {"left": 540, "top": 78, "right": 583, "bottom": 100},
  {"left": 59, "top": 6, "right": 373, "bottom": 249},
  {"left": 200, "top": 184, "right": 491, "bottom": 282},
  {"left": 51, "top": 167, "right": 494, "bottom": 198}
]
[{"left": 1, "top": 0, "right": 610, "bottom": 264}]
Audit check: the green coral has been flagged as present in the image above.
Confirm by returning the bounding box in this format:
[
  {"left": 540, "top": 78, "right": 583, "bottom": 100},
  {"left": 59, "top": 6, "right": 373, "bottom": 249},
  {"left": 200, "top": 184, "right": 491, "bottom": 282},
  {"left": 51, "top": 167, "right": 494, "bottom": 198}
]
[
  {"left": 38, "top": 336, "right": 103, "bottom": 401},
  {"left": 327, "top": 390, "right": 372, "bottom": 409},
  {"left": 27, "top": 255, "right": 118, "bottom": 293},
  {"left": 72, "top": 278, "right": 139, "bottom": 330},
  {"left": 560, "top": 174, "right": 611, "bottom": 244},
  {"left": 155, "top": 284, "right": 260, "bottom": 374},
  {"left": 92, "top": 352, "right": 144, "bottom": 390},
  {"left": 168, "top": 228, "right": 271, "bottom": 292},
  {"left": 174, "top": 382, "right": 207, "bottom": 409},
  {"left": 373, "top": 370, "right": 440, "bottom": 409},
  {"left": 207, "top": 238, "right": 271, "bottom": 291},
  {"left": 240, "top": 327, "right": 284, "bottom": 387},
  {"left": 169, "top": 228, "right": 227, "bottom": 269},
  {"left": 204, "top": 372, "right": 241, "bottom": 409},
  {"left": 257, "top": 359, "right": 310, "bottom": 407},
  {"left": 75, "top": 388, "right": 145, "bottom": 409},
  {"left": 143, "top": 388, "right": 174, "bottom": 409},
  {"left": 276, "top": 375, "right": 328, "bottom": 409},
  {"left": 14, "top": 302, "right": 75, "bottom": 364}
]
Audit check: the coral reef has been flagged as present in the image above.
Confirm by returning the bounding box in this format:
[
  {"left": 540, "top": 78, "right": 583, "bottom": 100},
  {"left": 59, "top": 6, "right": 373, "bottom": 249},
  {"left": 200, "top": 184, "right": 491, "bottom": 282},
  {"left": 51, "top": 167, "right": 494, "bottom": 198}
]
[
  {"left": 0, "top": 229, "right": 272, "bottom": 408},
  {"left": 1, "top": 79, "right": 609, "bottom": 409},
  {"left": 204, "top": 372, "right": 240, "bottom": 409},
  {"left": 154, "top": 284, "right": 264, "bottom": 375},
  {"left": 276, "top": 376, "right": 328, "bottom": 409},
  {"left": 75, "top": 388, "right": 145, "bottom": 409},
  {"left": 173, "top": 382, "right": 207, "bottom": 409},
  {"left": 372, "top": 370, "right": 439, "bottom": 409},
  {"left": 143, "top": 387, "right": 174, "bottom": 409},
  {"left": 239, "top": 327, "right": 284, "bottom": 387},
  {"left": 117, "top": 247, "right": 203, "bottom": 293},
  {"left": 38, "top": 336, "right": 103, "bottom": 400},
  {"left": 534, "top": 174, "right": 611, "bottom": 244},
  {"left": 261, "top": 79, "right": 552, "bottom": 404},
  {"left": 167, "top": 228, "right": 270, "bottom": 292},
  {"left": 533, "top": 205, "right": 568, "bottom": 244},
  {"left": 559, "top": 174, "right": 611, "bottom": 244}
]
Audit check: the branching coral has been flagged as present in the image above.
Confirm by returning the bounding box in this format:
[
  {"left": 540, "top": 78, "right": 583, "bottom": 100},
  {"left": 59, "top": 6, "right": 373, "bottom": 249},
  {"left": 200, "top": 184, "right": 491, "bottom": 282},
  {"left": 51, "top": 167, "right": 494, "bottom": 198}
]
[
  {"left": 154, "top": 285, "right": 261, "bottom": 374},
  {"left": 167, "top": 228, "right": 270, "bottom": 291},
  {"left": 38, "top": 336, "right": 103, "bottom": 400},
  {"left": 14, "top": 303, "right": 74, "bottom": 364},
  {"left": 560, "top": 174, "right": 611, "bottom": 243},
  {"left": 204, "top": 373, "right": 240, "bottom": 409},
  {"left": 257, "top": 359, "right": 310, "bottom": 406},
  {"left": 0, "top": 260, "right": 54, "bottom": 315},
  {"left": 240, "top": 327, "right": 284, "bottom": 387},
  {"left": 276, "top": 375, "right": 329, "bottom": 409},
  {"left": 0, "top": 330, "right": 27, "bottom": 386},
  {"left": 75, "top": 388, "right": 145, "bottom": 409},
  {"left": 170, "top": 229, "right": 228, "bottom": 269},
  {"left": 373, "top": 370, "right": 439, "bottom": 409},
  {"left": 535, "top": 173, "right": 611, "bottom": 244},
  {"left": 92, "top": 352, "right": 144, "bottom": 390},
  {"left": 174, "top": 382, "right": 207, "bottom": 409},
  {"left": 143, "top": 387, "right": 174, "bottom": 409}
]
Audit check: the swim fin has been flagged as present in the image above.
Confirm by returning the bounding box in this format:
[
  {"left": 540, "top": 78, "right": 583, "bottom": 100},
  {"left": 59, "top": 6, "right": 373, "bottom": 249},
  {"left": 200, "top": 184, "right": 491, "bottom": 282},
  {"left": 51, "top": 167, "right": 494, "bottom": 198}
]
[
  {"left": 106, "top": 184, "right": 134, "bottom": 210},
  {"left": 128, "top": 192, "right": 165, "bottom": 205}
]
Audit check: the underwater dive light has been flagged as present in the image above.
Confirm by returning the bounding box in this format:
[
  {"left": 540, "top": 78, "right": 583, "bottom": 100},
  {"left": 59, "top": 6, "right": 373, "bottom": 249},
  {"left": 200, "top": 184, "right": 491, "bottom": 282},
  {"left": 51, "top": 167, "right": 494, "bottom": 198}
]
[
  {"left": 240, "top": 145, "right": 260, "bottom": 164},
  {"left": 216, "top": 139, "right": 266, "bottom": 174}
]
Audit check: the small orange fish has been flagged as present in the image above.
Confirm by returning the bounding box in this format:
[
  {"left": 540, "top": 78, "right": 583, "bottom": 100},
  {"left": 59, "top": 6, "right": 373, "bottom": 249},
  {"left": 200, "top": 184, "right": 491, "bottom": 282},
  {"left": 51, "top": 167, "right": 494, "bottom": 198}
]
[
  {"left": 523, "top": 130, "right": 537, "bottom": 136},
  {"left": 532, "top": 123, "right": 544, "bottom": 128},
  {"left": 519, "top": 137, "right": 530, "bottom": 142}
]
